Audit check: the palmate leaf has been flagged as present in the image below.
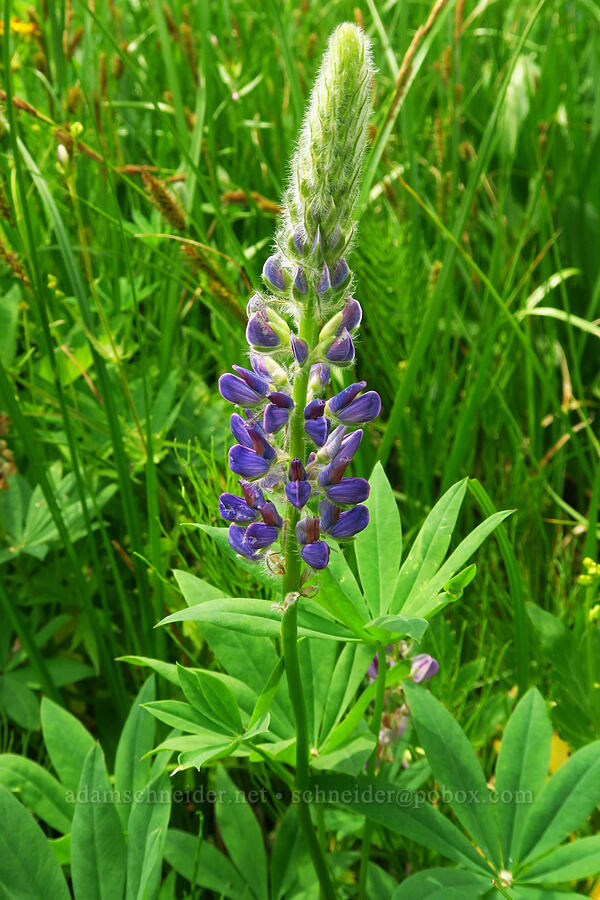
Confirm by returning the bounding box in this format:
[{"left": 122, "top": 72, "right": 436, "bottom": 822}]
[
  {"left": 164, "top": 828, "right": 247, "bottom": 898},
  {"left": 126, "top": 772, "right": 171, "bottom": 900},
  {"left": 114, "top": 675, "right": 155, "bottom": 829},
  {"left": 355, "top": 461, "right": 403, "bottom": 618},
  {"left": 177, "top": 664, "right": 243, "bottom": 734},
  {"left": 515, "top": 739, "right": 600, "bottom": 865},
  {"left": 41, "top": 696, "right": 95, "bottom": 794},
  {"left": 159, "top": 597, "right": 358, "bottom": 641},
  {"left": 404, "top": 682, "right": 501, "bottom": 867},
  {"left": 494, "top": 688, "right": 552, "bottom": 868},
  {"left": 519, "top": 835, "right": 600, "bottom": 884},
  {"left": 391, "top": 868, "right": 492, "bottom": 899},
  {"left": 306, "top": 772, "right": 491, "bottom": 873},
  {"left": 0, "top": 754, "right": 72, "bottom": 833}
]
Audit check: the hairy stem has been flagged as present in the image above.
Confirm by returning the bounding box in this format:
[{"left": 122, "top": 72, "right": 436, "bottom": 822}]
[
  {"left": 280, "top": 295, "right": 336, "bottom": 899},
  {"left": 358, "top": 643, "right": 387, "bottom": 898}
]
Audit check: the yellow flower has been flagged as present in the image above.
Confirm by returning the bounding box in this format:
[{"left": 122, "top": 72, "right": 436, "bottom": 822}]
[{"left": 0, "top": 17, "right": 38, "bottom": 38}]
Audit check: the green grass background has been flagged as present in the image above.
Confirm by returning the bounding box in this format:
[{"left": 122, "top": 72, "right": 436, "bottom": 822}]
[{"left": 1, "top": 0, "right": 599, "bottom": 885}]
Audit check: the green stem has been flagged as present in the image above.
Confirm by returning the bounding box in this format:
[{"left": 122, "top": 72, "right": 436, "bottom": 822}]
[
  {"left": 358, "top": 643, "right": 387, "bottom": 899},
  {"left": 280, "top": 296, "right": 336, "bottom": 900}
]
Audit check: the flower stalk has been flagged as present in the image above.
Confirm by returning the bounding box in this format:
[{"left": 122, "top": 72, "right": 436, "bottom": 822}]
[{"left": 358, "top": 642, "right": 387, "bottom": 899}]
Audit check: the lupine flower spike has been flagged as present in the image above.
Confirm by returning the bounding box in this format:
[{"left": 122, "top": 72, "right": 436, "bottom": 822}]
[{"left": 217, "top": 23, "right": 378, "bottom": 582}]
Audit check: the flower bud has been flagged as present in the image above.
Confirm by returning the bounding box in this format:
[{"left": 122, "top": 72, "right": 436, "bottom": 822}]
[
  {"left": 262, "top": 254, "right": 289, "bottom": 294},
  {"left": 330, "top": 258, "right": 351, "bottom": 292},
  {"left": 291, "top": 333, "right": 309, "bottom": 365},
  {"left": 410, "top": 654, "right": 439, "bottom": 683}
]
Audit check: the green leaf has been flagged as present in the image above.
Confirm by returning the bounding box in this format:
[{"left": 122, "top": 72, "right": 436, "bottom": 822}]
[
  {"left": 177, "top": 665, "right": 243, "bottom": 734},
  {"left": 355, "top": 462, "right": 403, "bottom": 617},
  {"left": 41, "top": 697, "right": 95, "bottom": 794},
  {"left": 143, "top": 699, "right": 232, "bottom": 736},
  {"left": 516, "top": 740, "right": 600, "bottom": 864},
  {"left": 114, "top": 675, "right": 155, "bottom": 829},
  {"left": 311, "top": 734, "right": 376, "bottom": 775},
  {"left": 173, "top": 568, "right": 225, "bottom": 605},
  {"left": 365, "top": 614, "right": 429, "bottom": 641},
  {"left": 307, "top": 773, "right": 491, "bottom": 873},
  {"left": 391, "top": 868, "right": 492, "bottom": 899},
  {"left": 195, "top": 525, "right": 279, "bottom": 589},
  {"left": 0, "top": 674, "right": 39, "bottom": 730},
  {"left": 159, "top": 597, "right": 358, "bottom": 641},
  {"left": 164, "top": 828, "right": 247, "bottom": 898},
  {"left": 392, "top": 480, "right": 467, "bottom": 613},
  {"left": 319, "top": 643, "right": 374, "bottom": 742},
  {"left": 215, "top": 766, "right": 268, "bottom": 900},
  {"left": 0, "top": 786, "right": 71, "bottom": 900},
  {"left": 0, "top": 754, "right": 72, "bottom": 833},
  {"left": 249, "top": 657, "right": 285, "bottom": 727},
  {"left": 495, "top": 688, "right": 552, "bottom": 867},
  {"left": 71, "top": 744, "right": 126, "bottom": 900},
  {"left": 118, "top": 656, "right": 180, "bottom": 686},
  {"left": 49, "top": 833, "right": 71, "bottom": 867},
  {"left": 126, "top": 772, "right": 171, "bottom": 900},
  {"left": 315, "top": 558, "right": 370, "bottom": 638},
  {"left": 511, "top": 890, "right": 588, "bottom": 900},
  {"left": 401, "top": 509, "right": 513, "bottom": 617},
  {"left": 404, "top": 682, "right": 500, "bottom": 865},
  {"left": 521, "top": 835, "right": 600, "bottom": 883}
]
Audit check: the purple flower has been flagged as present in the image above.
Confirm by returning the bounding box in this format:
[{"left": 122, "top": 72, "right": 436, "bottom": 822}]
[
  {"left": 227, "top": 524, "right": 259, "bottom": 560},
  {"left": 230, "top": 413, "right": 254, "bottom": 447},
  {"left": 218, "top": 492, "right": 260, "bottom": 523},
  {"left": 260, "top": 501, "right": 283, "bottom": 528},
  {"left": 232, "top": 365, "right": 270, "bottom": 395},
  {"left": 219, "top": 373, "right": 265, "bottom": 406},
  {"left": 301, "top": 541, "right": 330, "bottom": 569},
  {"left": 331, "top": 258, "right": 350, "bottom": 291},
  {"left": 305, "top": 418, "right": 330, "bottom": 446},
  {"left": 240, "top": 481, "right": 265, "bottom": 509},
  {"left": 246, "top": 522, "right": 279, "bottom": 550},
  {"left": 340, "top": 428, "right": 363, "bottom": 458},
  {"left": 328, "top": 382, "right": 366, "bottom": 415},
  {"left": 264, "top": 404, "right": 289, "bottom": 433},
  {"left": 305, "top": 398, "right": 326, "bottom": 419},
  {"left": 309, "top": 364, "right": 330, "bottom": 393},
  {"left": 295, "top": 516, "right": 321, "bottom": 546},
  {"left": 268, "top": 391, "right": 294, "bottom": 409},
  {"left": 317, "top": 262, "right": 331, "bottom": 295},
  {"left": 326, "top": 329, "right": 355, "bottom": 364},
  {"left": 228, "top": 445, "right": 271, "bottom": 479},
  {"left": 291, "top": 333, "right": 308, "bottom": 364},
  {"left": 325, "top": 476, "right": 370, "bottom": 505},
  {"left": 323, "top": 504, "right": 369, "bottom": 540},
  {"left": 247, "top": 311, "right": 281, "bottom": 349},
  {"left": 410, "top": 654, "right": 439, "bottom": 683},
  {"left": 328, "top": 383, "right": 381, "bottom": 424},
  {"left": 262, "top": 254, "right": 287, "bottom": 292},
  {"left": 285, "top": 458, "right": 311, "bottom": 509},
  {"left": 293, "top": 266, "right": 308, "bottom": 296},
  {"left": 340, "top": 297, "right": 362, "bottom": 331},
  {"left": 318, "top": 454, "right": 352, "bottom": 486}
]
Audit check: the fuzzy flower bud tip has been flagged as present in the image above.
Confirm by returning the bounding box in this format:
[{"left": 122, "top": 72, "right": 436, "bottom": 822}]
[{"left": 282, "top": 23, "right": 374, "bottom": 249}]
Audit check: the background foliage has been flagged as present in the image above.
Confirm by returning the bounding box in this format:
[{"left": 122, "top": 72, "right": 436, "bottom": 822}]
[{"left": 1, "top": 0, "right": 599, "bottom": 895}]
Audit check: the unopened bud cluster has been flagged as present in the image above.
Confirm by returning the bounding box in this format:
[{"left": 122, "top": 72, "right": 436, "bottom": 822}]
[{"left": 217, "top": 24, "right": 379, "bottom": 574}]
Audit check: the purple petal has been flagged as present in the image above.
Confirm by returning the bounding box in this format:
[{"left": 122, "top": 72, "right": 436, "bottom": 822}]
[
  {"left": 246, "top": 292, "right": 265, "bottom": 317},
  {"left": 337, "top": 391, "right": 381, "bottom": 424},
  {"left": 260, "top": 501, "right": 283, "bottom": 528},
  {"left": 295, "top": 516, "right": 320, "bottom": 546},
  {"left": 268, "top": 391, "right": 294, "bottom": 409},
  {"left": 262, "top": 254, "right": 286, "bottom": 292},
  {"left": 227, "top": 524, "right": 258, "bottom": 560},
  {"left": 331, "top": 258, "right": 350, "bottom": 290},
  {"left": 293, "top": 266, "right": 308, "bottom": 296},
  {"left": 304, "top": 398, "right": 326, "bottom": 419},
  {"left": 411, "top": 654, "right": 440, "bottom": 683},
  {"left": 318, "top": 454, "right": 352, "bottom": 487},
  {"left": 240, "top": 481, "right": 266, "bottom": 509},
  {"left": 219, "top": 373, "right": 264, "bottom": 406},
  {"left": 230, "top": 413, "right": 253, "bottom": 447},
  {"left": 246, "top": 522, "right": 278, "bottom": 550},
  {"left": 328, "top": 381, "right": 367, "bottom": 415},
  {"left": 326, "top": 477, "right": 370, "bottom": 505},
  {"left": 317, "top": 262, "right": 331, "bottom": 296},
  {"left": 301, "top": 541, "right": 330, "bottom": 569},
  {"left": 288, "top": 458, "right": 307, "bottom": 481},
  {"left": 305, "top": 418, "right": 330, "bottom": 447},
  {"left": 291, "top": 333, "right": 308, "bottom": 364},
  {"left": 340, "top": 429, "right": 363, "bottom": 459},
  {"left": 325, "top": 504, "right": 369, "bottom": 540},
  {"left": 309, "top": 364, "right": 331, "bottom": 393},
  {"left": 285, "top": 480, "right": 311, "bottom": 509},
  {"left": 246, "top": 422, "right": 277, "bottom": 460},
  {"left": 249, "top": 353, "right": 271, "bottom": 380},
  {"left": 231, "top": 365, "right": 270, "bottom": 395},
  {"left": 228, "top": 445, "right": 270, "bottom": 479},
  {"left": 326, "top": 329, "right": 355, "bottom": 363},
  {"left": 340, "top": 297, "right": 362, "bottom": 331},
  {"left": 219, "top": 493, "right": 259, "bottom": 523},
  {"left": 263, "top": 404, "right": 289, "bottom": 434},
  {"left": 318, "top": 499, "right": 340, "bottom": 533},
  {"left": 246, "top": 312, "right": 280, "bottom": 348},
  {"left": 291, "top": 225, "right": 307, "bottom": 256}
]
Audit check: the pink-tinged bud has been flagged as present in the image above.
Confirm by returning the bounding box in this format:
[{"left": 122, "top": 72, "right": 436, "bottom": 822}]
[
  {"left": 262, "top": 254, "right": 288, "bottom": 293},
  {"left": 340, "top": 297, "right": 362, "bottom": 331},
  {"left": 410, "top": 654, "right": 439, "bottom": 683}
]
